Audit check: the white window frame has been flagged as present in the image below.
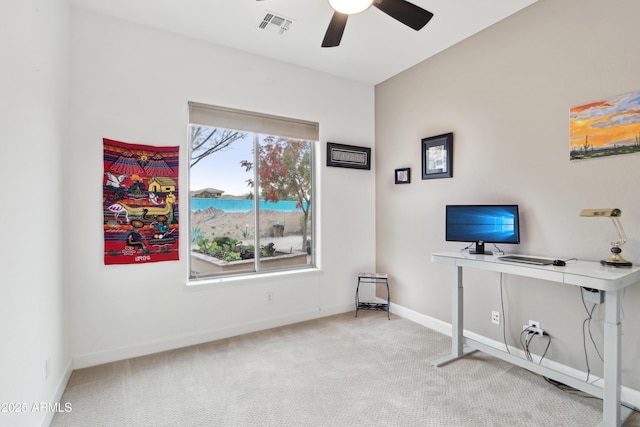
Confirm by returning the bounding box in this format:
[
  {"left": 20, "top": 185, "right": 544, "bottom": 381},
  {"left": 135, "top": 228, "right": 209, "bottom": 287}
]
[{"left": 187, "top": 102, "right": 319, "bottom": 282}]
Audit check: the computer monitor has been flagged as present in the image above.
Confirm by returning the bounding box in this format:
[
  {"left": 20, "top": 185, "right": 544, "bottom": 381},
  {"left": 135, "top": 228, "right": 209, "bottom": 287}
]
[{"left": 445, "top": 204, "right": 520, "bottom": 255}]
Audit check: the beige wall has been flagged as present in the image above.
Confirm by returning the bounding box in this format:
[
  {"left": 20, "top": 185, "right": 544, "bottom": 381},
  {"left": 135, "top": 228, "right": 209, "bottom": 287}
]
[{"left": 376, "top": 0, "right": 640, "bottom": 390}]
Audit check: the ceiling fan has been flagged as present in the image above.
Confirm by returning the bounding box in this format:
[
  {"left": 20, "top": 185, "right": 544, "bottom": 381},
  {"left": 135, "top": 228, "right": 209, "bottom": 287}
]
[{"left": 257, "top": 0, "right": 434, "bottom": 48}]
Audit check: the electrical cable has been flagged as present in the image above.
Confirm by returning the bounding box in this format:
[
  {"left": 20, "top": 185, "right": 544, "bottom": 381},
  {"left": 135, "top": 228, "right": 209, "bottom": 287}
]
[
  {"left": 587, "top": 306, "right": 603, "bottom": 362},
  {"left": 541, "top": 284, "right": 624, "bottom": 401},
  {"left": 460, "top": 243, "right": 474, "bottom": 254},
  {"left": 494, "top": 256, "right": 602, "bottom": 398},
  {"left": 499, "top": 273, "right": 510, "bottom": 354},
  {"left": 503, "top": 287, "right": 600, "bottom": 400},
  {"left": 520, "top": 329, "right": 535, "bottom": 362},
  {"left": 580, "top": 288, "right": 603, "bottom": 383},
  {"left": 538, "top": 332, "right": 551, "bottom": 364},
  {"left": 520, "top": 327, "right": 550, "bottom": 365},
  {"left": 542, "top": 376, "right": 599, "bottom": 399}
]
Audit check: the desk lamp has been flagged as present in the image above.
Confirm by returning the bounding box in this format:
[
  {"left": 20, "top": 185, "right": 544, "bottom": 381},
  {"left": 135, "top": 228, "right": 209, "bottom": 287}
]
[{"left": 580, "top": 208, "right": 632, "bottom": 267}]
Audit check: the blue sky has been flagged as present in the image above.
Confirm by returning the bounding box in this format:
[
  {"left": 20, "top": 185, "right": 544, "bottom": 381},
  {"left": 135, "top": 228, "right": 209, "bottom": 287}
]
[{"left": 190, "top": 133, "right": 254, "bottom": 196}]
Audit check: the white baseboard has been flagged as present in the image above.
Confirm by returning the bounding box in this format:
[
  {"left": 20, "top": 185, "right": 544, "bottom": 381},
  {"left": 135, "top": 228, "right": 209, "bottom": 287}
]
[
  {"left": 390, "top": 301, "right": 640, "bottom": 411},
  {"left": 40, "top": 358, "right": 73, "bottom": 427},
  {"left": 73, "top": 303, "right": 353, "bottom": 369}
]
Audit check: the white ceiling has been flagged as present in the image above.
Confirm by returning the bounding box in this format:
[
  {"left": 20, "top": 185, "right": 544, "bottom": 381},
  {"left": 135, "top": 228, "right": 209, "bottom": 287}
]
[{"left": 70, "top": 0, "right": 537, "bottom": 85}]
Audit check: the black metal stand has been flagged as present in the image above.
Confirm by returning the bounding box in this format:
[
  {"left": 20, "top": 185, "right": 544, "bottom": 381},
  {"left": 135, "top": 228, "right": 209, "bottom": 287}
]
[{"left": 355, "top": 273, "right": 390, "bottom": 319}]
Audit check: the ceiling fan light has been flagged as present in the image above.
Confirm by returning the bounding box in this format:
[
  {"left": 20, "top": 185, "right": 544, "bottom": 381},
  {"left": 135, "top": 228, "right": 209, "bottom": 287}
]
[{"left": 328, "top": 0, "right": 373, "bottom": 15}]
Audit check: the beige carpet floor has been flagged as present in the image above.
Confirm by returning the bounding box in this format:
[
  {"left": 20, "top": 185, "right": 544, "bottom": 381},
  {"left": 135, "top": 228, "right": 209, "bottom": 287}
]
[{"left": 52, "top": 311, "right": 640, "bottom": 426}]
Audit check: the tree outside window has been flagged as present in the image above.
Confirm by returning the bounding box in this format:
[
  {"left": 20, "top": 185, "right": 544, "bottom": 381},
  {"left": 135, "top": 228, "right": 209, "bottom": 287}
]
[{"left": 189, "top": 125, "right": 314, "bottom": 279}]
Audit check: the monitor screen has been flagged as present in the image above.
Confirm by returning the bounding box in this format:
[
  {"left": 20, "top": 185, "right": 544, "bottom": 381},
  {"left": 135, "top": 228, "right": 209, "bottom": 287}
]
[{"left": 445, "top": 205, "right": 520, "bottom": 254}]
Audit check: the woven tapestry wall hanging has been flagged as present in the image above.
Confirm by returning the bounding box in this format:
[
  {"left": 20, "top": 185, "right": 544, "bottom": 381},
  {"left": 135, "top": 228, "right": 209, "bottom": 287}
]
[{"left": 103, "top": 138, "right": 180, "bottom": 265}]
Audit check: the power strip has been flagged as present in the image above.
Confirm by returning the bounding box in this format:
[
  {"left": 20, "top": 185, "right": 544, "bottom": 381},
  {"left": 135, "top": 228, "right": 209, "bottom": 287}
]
[{"left": 582, "top": 287, "right": 604, "bottom": 304}]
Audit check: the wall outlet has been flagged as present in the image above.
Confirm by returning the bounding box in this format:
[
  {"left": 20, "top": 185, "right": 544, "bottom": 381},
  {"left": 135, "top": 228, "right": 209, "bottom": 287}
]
[
  {"left": 523, "top": 320, "right": 544, "bottom": 336},
  {"left": 491, "top": 310, "right": 500, "bottom": 325},
  {"left": 266, "top": 292, "right": 274, "bottom": 304}
]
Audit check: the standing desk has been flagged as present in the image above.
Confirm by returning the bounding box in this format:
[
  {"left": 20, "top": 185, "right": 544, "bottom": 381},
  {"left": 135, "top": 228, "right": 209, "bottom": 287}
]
[{"left": 431, "top": 252, "right": 640, "bottom": 427}]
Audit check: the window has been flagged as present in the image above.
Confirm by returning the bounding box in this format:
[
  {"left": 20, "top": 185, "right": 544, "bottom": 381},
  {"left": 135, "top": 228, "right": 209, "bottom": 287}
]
[{"left": 188, "top": 103, "right": 317, "bottom": 280}]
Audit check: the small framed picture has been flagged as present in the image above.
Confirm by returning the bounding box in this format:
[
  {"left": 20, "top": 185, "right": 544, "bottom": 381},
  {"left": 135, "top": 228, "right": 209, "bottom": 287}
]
[
  {"left": 395, "top": 168, "right": 411, "bottom": 184},
  {"left": 422, "top": 133, "right": 453, "bottom": 180}
]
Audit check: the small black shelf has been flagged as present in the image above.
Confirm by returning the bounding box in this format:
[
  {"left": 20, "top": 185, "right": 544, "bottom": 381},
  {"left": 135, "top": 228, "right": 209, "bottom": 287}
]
[
  {"left": 355, "top": 273, "right": 390, "bottom": 320},
  {"left": 357, "top": 302, "right": 389, "bottom": 311}
]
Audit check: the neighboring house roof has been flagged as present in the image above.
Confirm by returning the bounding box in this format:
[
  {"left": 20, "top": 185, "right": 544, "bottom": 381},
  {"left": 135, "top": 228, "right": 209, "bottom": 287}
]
[{"left": 191, "top": 187, "right": 225, "bottom": 197}]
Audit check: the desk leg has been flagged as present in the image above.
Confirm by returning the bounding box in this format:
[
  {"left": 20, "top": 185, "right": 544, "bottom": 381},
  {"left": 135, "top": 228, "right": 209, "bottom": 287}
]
[
  {"left": 600, "top": 289, "right": 625, "bottom": 427},
  {"left": 432, "top": 266, "right": 476, "bottom": 366}
]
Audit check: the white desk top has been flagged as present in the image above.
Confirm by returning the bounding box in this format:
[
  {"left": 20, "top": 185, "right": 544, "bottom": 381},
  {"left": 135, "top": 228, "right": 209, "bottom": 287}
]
[{"left": 432, "top": 251, "right": 640, "bottom": 292}]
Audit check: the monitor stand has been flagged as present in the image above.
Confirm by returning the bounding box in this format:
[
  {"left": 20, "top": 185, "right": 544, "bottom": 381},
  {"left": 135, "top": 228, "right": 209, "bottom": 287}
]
[{"left": 470, "top": 241, "right": 492, "bottom": 255}]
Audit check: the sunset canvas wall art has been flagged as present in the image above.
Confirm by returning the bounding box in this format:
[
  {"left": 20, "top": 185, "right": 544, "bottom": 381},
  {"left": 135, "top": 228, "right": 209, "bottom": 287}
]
[{"left": 570, "top": 90, "right": 640, "bottom": 160}]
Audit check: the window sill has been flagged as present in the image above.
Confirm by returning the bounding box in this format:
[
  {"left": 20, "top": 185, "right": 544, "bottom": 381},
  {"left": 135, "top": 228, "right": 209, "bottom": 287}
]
[{"left": 185, "top": 267, "right": 323, "bottom": 290}]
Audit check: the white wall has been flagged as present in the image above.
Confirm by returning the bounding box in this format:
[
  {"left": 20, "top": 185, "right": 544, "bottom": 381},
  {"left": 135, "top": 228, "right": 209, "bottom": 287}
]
[
  {"left": 0, "top": 1, "right": 70, "bottom": 426},
  {"left": 376, "top": 0, "right": 640, "bottom": 391},
  {"left": 67, "top": 7, "right": 375, "bottom": 367}
]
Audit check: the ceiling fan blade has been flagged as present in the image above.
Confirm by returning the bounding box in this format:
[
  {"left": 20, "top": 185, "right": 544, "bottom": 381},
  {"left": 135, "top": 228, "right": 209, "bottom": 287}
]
[
  {"left": 373, "top": 0, "right": 433, "bottom": 31},
  {"left": 322, "top": 12, "right": 348, "bottom": 47}
]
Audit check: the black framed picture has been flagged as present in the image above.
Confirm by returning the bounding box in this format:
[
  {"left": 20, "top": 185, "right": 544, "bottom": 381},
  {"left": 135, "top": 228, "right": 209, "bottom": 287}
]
[
  {"left": 395, "top": 168, "right": 411, "bottom": 184},
  {"left": 326, "top": 142, "right": 371, "bottom": 170},
  {"left": 422, "top": 133, "right": 453, "bottom": 180}
]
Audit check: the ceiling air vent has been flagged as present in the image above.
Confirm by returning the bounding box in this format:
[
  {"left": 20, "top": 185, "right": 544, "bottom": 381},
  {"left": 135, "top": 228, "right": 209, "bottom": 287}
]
[{"left": 259, "top": 12, "right": 293, "bottom": 35}]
